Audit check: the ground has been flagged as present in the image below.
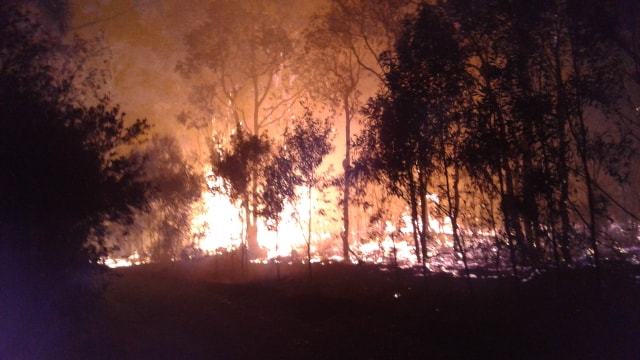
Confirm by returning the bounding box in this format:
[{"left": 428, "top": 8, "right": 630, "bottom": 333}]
[{"left": 2, "top": 257, "right": 640, "bottom": 359}]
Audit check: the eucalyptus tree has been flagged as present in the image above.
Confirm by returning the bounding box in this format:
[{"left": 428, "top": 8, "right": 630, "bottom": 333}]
[
  {"left": 442, "top": 0, "right": 531, "bottom": 275},
  {"left": 304, "top": 0, "right": 412, "bottom": 262},
  {"left": 282, "top": 107, "right": 334, "bottom": 280},
  {"left": 176, "top": 0, "right": 305, "bottom": 256},
  {"left": 261, "top": 138, "right": 298, "bottom": 278},
  {"left": 613, "top": 0, "right": 640, "bottom": 236},
  {"left": 446, "top": 0, "right": 633, "bottom": 275},
  {"left": 556, "top": 1, "right": 629, "bottom": 271},
  {"left": 360, "top": 4, "right": 472, "bottom": 266},
  {"left": 212, "top": 125, "right": 272, "bottom": 260},
  {"left": 495, "top": 0, "right": 628, "bottom": 271}
]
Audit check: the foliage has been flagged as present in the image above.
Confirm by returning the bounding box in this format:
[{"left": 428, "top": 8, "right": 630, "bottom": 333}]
[
  {"left": 261, "top": 146, "right": 298, "bottom": 229},
  {"left": 287, "top": 107, "right": 335, "bottom": 278},
  {"left": 359, "top": 4, "right": 470, "bottom": 264},
  {"left": 117, "top": 135, "right": 204, "bottom": 263},
  {"left": 176, "top": 0, "right": 298, "bottom": 132},
  {"left": 177, "top": 0, "right": 305, "bottom": 254},
  {"left": 283, "top": 107, "right": 335, "bottom": 190},
  {"left": 357, "top": 0, "right": 637, "bottom": 275},
  {"left": 211, "top": 123, "right": 272, "bottom": 257},
  {"left": 303, "top": 0, "right": 413, "bottom": 262},
  {"left": 0, "top": 3, "right": 150, "bottom": 272},
  {"left": 212, "top": 126, "right": 271, "bottom": 205}
]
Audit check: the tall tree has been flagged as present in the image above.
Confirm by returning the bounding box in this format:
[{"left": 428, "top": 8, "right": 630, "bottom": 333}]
[
  {"left": 177, "top": 0, "right": 303, "bottom": 256},
  {"left": 0, "top": 2, "right": 149, "bottom": 272},
  {"left": 304, "top": 0, "right": 412, "bottom": 262},
  {"left": 446, "top": 0, "right": 633, "bottom": 274},
  {"left": 282, "top": 107, "right": 334, "bottom": 280},
  {"left": 360, "top": 4, "right": 470, "bottom": 266}
]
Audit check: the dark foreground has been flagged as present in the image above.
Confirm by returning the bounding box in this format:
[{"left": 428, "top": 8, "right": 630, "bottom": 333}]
[{"left": 3, "top": 258, "right": 640, "bottom": 359}]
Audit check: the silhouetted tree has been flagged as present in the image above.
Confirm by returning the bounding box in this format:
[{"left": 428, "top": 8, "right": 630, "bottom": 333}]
[
  {"left": 0, "top": 3, "right": 149, "bottom": 274},
  {"left": 177, "top": 0, "right": 304, "bottom": 257},
  {"left": 446, "top": 0, "right": 633, "bottom": 275},
  {"left": 130, "top": 135, "right": 203, "bottom": 262},
  {"left": 261, "top": 141, "right": 299, "bottom": 279},
  {"left": 304, "top": 0, "right": 412, "bottom": 263},
  {"left": 212, "top": 124, "right": 272, "bottom": 263},
  {"left": 360, "top": 4, "right": 470, "bottom": 267},
  {"left": 358, "top": 0, "right": 635, "bottom": 280},
  {"left": 282, "top": 107, "right": 334, "bottom": 280}
]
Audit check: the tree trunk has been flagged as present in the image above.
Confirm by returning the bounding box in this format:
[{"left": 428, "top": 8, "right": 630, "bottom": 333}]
[
  {"left": 495, "top": 105, "right": 522, "bottom": 279},
  {"left": 246, "top": 173, "right": 262, "bottom": 260},
  {"left": 307, "top": 185, "right": 313, "bottom": 281},
  {"left": 418, "top": 170, "right": 429, "bottom": 267},
  {"left": 408, "top": 169, "right": 421, "bottom": 264},
  {"left": 553, "top": 39, "right": 573, "bottom": 266},
  {"left": 444, "top": 147, "right": 472, "bottom": 288},
  {"left": 342, "top": 95, "right": 351, "bottom": 263},
  {"left": 575, "top": 111, "right": 601, "bottom": 274}
]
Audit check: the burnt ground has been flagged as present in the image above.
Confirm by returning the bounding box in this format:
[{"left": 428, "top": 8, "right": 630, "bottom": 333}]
[{"left": 2, "top": 258, "right": 640, "bottom": 359}]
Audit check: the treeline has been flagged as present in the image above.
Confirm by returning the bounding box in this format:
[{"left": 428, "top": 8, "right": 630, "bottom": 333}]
[
  {"left": 3, "top": 0, "right": 638, "bottom": 277},
  {"left": 355, "top": 0, "right": 640, "bottom": 276}
]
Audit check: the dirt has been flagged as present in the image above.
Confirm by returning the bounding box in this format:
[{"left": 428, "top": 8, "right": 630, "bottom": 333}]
[{"left": 4, "top": 258, "right": 640, "bottom": 359}]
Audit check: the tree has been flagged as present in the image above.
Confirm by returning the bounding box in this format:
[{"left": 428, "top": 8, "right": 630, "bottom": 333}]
[
  {"left": 304, "top": 0, "right": 412, "bottom": 262},
  {"left": 443, "top": 0, "right": 634, "bottom": 277},
  {"left": 212, "top": 125, "right": 272, "bottom": 261},
  {"left": 118, "top": 135, "right": 204, "bottom": 263},
  {"left": 282, "top": 107, "right": 334, "bottom": 280},
  {"left": 177, "top": 0, "right": 304, "bottom": 257},
  {"left": 358, "top": 0, "right": 635, "bottom": 279},
  {"left": 360, "top": 4, "right": 471, "bottom": 268},
  {"left": 0, "top": 3, "right": 149, "bottom": 273},
  {"left": 557, "top": 0, "right": 631, "bottom": 274},
  {"left": 261, "top": 141, "right": 299, "bottom": 279}
]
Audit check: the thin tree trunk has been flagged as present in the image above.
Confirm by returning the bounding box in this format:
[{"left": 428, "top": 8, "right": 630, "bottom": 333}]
[
  {"left": 553, "top": 40, "right": 573, "bottom": 266},
  {"left": 450, "top": 165, "right": 472, "bottom": 288},
  {"left": 408, "top": 169, "right": 421, "bottom": 264},
  {"left": 307, "top": 185, "right": 313, "bottom": 281},
  {"left": 575, "top": 112, "right": 601, "bottom": 274},
  {"left": 488, "top": 196, "right": 502, "bottom": 274},
  {"left": 275, "top": 223, "right": 280, "bottom": 281},
  {"left": 342, "top": 95, "right": 351, "bottom": 263},
  {"left": 440, "top": 127, "right": 472, "bottom": 290},
  {"left": 569, "top": 35, "right": 601, "bottom": 281},
  {"left": 418, "top": 170, "right": 429, "bottom": 268},
  {"left": 495, "top": 106, "right": 521, "bottom": 280}
]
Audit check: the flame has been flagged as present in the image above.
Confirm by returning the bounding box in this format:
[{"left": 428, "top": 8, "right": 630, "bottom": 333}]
[
  {"left": 191, "top": 183, "right": 315, "bottom": 258},
  {"left": 191, "top": 190, "right": 244, "bottom": 252},
  {"left": 102, "top": 173, "right": 467, "bottom": 270}
]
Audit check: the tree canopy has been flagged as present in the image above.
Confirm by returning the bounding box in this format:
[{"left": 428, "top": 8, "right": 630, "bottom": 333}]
[
  {"left": 357, "top": 0, "right": 637, "bottom": 275},
  {"left": 0, "top": 3, "right": 150, "bottom": 273}
]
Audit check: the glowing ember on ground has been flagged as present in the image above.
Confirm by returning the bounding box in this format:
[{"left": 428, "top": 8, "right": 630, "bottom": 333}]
[{"left": 101, "top": 251, "right": 143, "bottom": 268}]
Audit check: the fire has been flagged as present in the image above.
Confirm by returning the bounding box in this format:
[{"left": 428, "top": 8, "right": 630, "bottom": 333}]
[
  {"left": 102, "top": 173, "right": 463, "bottom": 271},
  {"left": 191, "top": 182, "right": 315, "bottom": 258},
  {"left": 191, "top": 190, "right": 243, "bottom": 252}
]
